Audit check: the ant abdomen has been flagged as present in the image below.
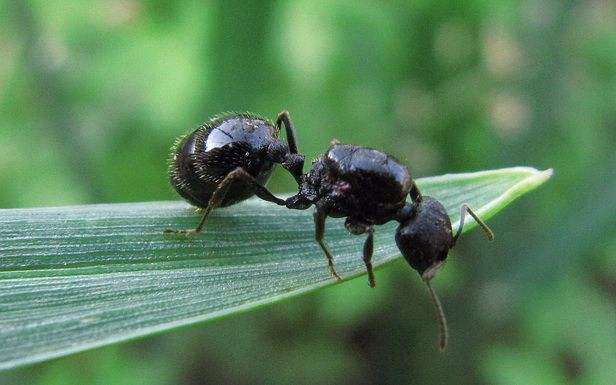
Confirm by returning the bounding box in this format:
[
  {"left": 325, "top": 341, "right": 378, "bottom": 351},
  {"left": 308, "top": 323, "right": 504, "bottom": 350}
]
[{"left": 165, "top": 111, "right": 304, "bottom": 236}]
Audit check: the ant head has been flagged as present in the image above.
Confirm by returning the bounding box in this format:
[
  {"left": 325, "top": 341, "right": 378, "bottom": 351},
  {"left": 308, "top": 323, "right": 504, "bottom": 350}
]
[
  {"left": 396, "top": 196, "right": 494, "bottom": 350},
  {"left": 395, "top": 197, "right": 454, "bottom": 281},
  {"left": 396, "top": 197, "right": 494, "bottom": 281}
]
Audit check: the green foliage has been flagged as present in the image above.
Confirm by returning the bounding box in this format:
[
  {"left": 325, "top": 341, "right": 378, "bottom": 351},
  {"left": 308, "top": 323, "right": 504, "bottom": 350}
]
[
  {"left": 0, "top": 167, "right": 550, "bottom": 370},
  {"left": 0, "top": 0, "right": 614, "bottom": 383}
]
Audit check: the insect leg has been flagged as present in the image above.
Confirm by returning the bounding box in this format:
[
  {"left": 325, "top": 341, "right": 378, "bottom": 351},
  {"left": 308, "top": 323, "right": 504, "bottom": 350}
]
[
  {"left": 164, "top": 168, "right": 285, "bottom": 235},
  {"left": 364, "top": 227, "right": 376, "bottom": 287},
  {"left": 314, "top": 202, "right": 342, "bottom": 281},
  {"left": 226, "top": 168, "right": 287, "bottom": 206},
  {"left": 409, "top": 180, "right": 423, "bottom": 203},
  {"left": 276, "top": 110, "right": 304, "bottom": 184},
  {"left": 275, "top": 110, "right": 298, "bottom": 154},
  {"left": 362, "top": 227, "right": 376, "bottom": 288}
]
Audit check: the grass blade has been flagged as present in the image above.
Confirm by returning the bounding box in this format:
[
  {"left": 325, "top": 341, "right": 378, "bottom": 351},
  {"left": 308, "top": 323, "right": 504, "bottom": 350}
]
[{"left": 0, "top": 167, "right": 552, "bottom": 369}]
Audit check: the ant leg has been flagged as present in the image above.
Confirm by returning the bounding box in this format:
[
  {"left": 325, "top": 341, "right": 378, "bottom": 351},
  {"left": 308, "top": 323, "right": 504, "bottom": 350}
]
[
  {"left": 363, "top": 227, "right": 376, "bottom": 288},
  {"left": 164, "top": 168, "right": 285, "bottom": 235},
  {"left": 228, "top": 168, "right": 287, "bottom": 206},
  {"left": 276, "top": 110, "right": 298, "bottom": 154},
  {"left": 314, "top": 202, "right": 342, "bottom": 281},
  {"left": 453, "top": 204, "right": 494, "bottom": 244},
  {"left": 409, "top": 181, "right": 423, "bottom": 203},
  {"left": 276, "top": 110, "right": 304, "bottom": 184}
]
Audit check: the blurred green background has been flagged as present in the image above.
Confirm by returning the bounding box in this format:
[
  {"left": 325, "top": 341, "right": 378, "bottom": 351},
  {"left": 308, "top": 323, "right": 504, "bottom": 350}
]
[{"left": 0, "top": 0, "right": 614, "bottom": 384}]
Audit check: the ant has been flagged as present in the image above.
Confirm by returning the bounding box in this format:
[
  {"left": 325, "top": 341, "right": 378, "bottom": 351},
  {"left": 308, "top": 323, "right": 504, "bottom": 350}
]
[
  {"left": 284, "top": 142, "right": 494, "bottom": 350},
  {"left": 164, "top": 111, "right": 304, "bottom": 235},
  {"left": 164, "top": 111, "right": 493, "bottom": 349}
]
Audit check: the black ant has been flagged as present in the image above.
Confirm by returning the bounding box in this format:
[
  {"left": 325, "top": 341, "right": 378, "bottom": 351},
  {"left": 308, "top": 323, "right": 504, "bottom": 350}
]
[
  {"left": 164, "top": 111, "right": 493, "bottom": 349},
  {"left": 164, "top": 111, "right": 304, "bottom": 235},
  {"left": 284, "top": 142, "right": 494, "bottom": 350}
]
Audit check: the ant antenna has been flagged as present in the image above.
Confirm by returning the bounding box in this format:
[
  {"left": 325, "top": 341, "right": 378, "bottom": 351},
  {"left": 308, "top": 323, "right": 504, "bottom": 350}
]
[
  {"left": 453, "top": 204, "right": 494, "bottom": 244},
  {"left": 424, "top": 278, "right": 448, "bottom": 351}
]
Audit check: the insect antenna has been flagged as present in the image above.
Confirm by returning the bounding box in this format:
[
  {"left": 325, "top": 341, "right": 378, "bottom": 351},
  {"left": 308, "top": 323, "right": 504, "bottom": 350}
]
[
  {"left": 424, "top": 278, "right": 448, "bottom": 351},
  {"left": 453, "top": 204, "right": 494, "bottom": 244}
]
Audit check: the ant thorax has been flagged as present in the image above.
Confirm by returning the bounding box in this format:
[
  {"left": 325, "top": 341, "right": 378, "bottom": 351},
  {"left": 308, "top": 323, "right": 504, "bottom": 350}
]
[{"left": 303, "top": 145, "right": 411, "bottom": 222}]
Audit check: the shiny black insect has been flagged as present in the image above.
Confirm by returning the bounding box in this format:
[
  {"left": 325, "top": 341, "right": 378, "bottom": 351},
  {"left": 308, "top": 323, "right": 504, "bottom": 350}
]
[
  {"left": 285, "top": 142, "right": 494, "bottom": 349},
  {"left": 165, "top": 111, "right": 304, "bottom": 234}
]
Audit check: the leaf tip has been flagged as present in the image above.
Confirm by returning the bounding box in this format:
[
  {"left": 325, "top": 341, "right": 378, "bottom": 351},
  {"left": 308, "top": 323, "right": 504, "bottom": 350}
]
[{"left": 530, "top": 168, "right": 554, "bottom": 188}]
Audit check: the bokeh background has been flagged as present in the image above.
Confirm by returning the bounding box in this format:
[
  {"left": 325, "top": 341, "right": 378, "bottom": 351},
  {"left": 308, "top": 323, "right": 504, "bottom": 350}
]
[{"left": 1, "top": 0, "right": 615, "bottom": 384}]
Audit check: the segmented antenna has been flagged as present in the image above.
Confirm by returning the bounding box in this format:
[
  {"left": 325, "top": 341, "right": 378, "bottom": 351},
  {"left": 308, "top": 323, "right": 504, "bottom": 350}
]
[
  {"left": 453, "top": 204, "right": 494, "bottom": 244},
  {"left": 425, "top": 279, "right": 448, "bottom": 351}
]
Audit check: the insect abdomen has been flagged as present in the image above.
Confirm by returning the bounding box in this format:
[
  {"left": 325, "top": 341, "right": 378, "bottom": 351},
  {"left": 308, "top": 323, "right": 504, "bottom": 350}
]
[{"left": 169, "top": 129, "right": 215, "bottom": 208}]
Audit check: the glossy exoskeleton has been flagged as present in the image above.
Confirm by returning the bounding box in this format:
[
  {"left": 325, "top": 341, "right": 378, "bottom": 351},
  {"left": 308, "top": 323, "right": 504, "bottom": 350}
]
[
  {"left": 285, "top": 142, "right": 494, "bottom": 349},
  {"left": 165, "top": 111, "right": 304, "bottom": 235}
]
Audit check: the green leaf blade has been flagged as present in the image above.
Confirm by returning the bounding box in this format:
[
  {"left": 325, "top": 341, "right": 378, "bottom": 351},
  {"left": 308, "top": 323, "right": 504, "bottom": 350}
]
[{"left": 0, "top": 167, "right": 552, "bottom": 370}]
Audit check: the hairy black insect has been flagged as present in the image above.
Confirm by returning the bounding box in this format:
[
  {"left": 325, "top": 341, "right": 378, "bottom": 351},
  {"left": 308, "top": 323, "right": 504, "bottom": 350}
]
[
  {"left": 285, "top": 142, "right": 494, "bottom": 349},
  {"left": 165, "top": 111, "right": 304, "bottom": 235}
]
